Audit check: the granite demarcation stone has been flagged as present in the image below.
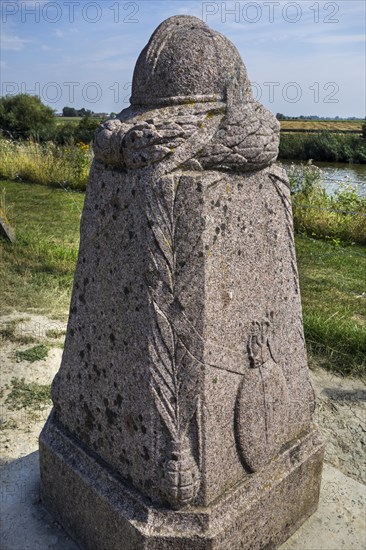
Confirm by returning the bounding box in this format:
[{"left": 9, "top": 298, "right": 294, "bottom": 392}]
[
  {"left": 0, "top": 214, "right": 15, "bottom": 243},
  {"left": 40, "top": 15, "right": 325, "bottom": 549}
]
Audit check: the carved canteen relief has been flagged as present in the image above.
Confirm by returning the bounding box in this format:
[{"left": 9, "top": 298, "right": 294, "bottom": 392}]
[{"left": 235, "top": 312, "right": 292, "bottom": 472}]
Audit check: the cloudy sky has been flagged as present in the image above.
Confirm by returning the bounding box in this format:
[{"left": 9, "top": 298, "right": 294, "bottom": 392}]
[{"left": 1, "top": 0, "right": 365, "bottom": 117}]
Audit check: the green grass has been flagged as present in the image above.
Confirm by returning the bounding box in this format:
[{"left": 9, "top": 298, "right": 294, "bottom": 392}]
[
  {"left": 296, "top": 237, "right": 366, "bottom": 377},
  {"left": 5, "top": 377, "right": 51, "bottom": 410},
  {"left": 0, "top": 318, "right": 37, "bottom": 344},
  {"left": 0, "top": 180, "right": 364, "bottom": 377},
  {"left": 45, "top": 328, "right": 66, "bottom": 339},
  {"left": 0, "top": 180, "right": 84, "bottom": 319},
  {"left": 280, "top": 120, "right": 363, "bottom": 131},
  {"left": 55, "top": 117, "right": 82, "bottom": 125},
  {"left": 15, "top": 344, "right": 49, "bottom": 363},
  {"left": 0, "top": 139, "right": 91, "bottom": 190},
  {"left": 279, "top": 132, "right": 366, "bottom": 163},
  {"left": 288, "top": 164, "right": 366, "bottom": 246},
  {"left": 55, "top": 117, "right": 106, "bottom": 126}
]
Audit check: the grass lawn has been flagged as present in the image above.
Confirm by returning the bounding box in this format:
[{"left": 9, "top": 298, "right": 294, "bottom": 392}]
[
  {"left": 55, "top": 117, "right": 82, "bottom": 125},
  {"left": 55, "top": 116, "right": 106, "bottom": 126},
  {"left": 55, "top": 117, "right": 364, "bottom": 131},
  {"left": 280, "top": 120, "right": 363, "bottom": 132},
  {"left": 296, "top": 237, "right": 365, "bottom": 377},
  {"left": 1, "top": 180, "right": 365, "bottom": 376},
  {"left": 0, "top": 180, "right": 84, "bottom": 319}
]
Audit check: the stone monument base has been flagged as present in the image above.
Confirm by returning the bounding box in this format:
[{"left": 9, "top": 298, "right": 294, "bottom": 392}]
[{"left": 39, "top": 412, "right": 324, "bottom": 550}]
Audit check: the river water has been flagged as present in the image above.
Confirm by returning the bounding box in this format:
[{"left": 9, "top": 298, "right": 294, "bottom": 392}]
[{"left": 281, "top": 160, "right": 366, "bottom": 198}]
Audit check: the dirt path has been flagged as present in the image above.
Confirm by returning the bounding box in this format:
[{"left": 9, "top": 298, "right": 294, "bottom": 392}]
[
  {"left": 312, "top": 367, "right": 366, "bottom": 484},
  {"left": 1, "top": 313, "right": 365, "bottom": 484},
  {"left": 0, "top": 314, "right": 66, "bottom": 464}
]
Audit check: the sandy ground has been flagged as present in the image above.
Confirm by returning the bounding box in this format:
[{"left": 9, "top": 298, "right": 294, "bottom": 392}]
[
  {"left": 0, "top": 314, "right": 66, "bottom": 465},
  {"left": 312, "top": 368, "right": 366, "bottom": 484},
  {"left": 1, "top": 313, "right": 365, "bottom": 485}
]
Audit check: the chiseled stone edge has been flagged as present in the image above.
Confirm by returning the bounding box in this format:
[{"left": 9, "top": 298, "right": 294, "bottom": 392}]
[
  {"left": 0, "top": 215, "right": 16, "bottom": 243},
  {"left": 39, "top": 411, "right": 324, "bottom": 549}
]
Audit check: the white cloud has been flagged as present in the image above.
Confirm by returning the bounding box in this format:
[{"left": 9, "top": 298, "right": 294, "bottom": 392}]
[
  {"left": 0, "top": 34, "right": 27, "bottom": 51},
  {"left": 1, "top": 1, "right": 363, "bottom": 117},
  {"left": 305, "top": 34, "right": 366, "bottom": 45}
]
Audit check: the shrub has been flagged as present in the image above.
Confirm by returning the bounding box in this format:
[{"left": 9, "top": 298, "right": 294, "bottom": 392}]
[
  {"left": 0, "top": 138, "right": 92, "bottom": 190},
  {"left": 73, "top": 116, "right": 101, "bottom": 143},
  {"left": 0, "top": 94, "right": 56, "bottom": 140},
  {"left": 279, "top": 132, "right": 366, "bottom": 164},
  {"left": 287, "top": 163, "right": 366, "bottom": 245}
]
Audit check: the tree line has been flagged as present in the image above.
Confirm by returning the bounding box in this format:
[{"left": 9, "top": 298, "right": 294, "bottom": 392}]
[{"left": 0, "top": 94, "right": 104, "bottom": 143}]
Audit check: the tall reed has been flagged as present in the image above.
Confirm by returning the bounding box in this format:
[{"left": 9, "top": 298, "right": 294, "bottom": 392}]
[{"left": 0, "top": 139, "right": 91, "bottom": 190}]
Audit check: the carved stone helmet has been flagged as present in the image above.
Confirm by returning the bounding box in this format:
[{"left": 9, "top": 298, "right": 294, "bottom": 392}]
[
  {"left": 130, "top": 15, "right": 251, "bottom": 106},
  {"left": 95, "top": 15, "right": 279, "bottom": 172}
]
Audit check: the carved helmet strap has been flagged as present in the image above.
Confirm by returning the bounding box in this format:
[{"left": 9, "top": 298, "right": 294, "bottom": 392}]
[{"left": 151, "top": 107, "right": 225, "bottom": 179}]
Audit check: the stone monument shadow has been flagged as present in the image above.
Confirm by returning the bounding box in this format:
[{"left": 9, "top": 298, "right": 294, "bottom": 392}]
[{"left": 0, "top": 451, "right": 79, "bottom": 550}]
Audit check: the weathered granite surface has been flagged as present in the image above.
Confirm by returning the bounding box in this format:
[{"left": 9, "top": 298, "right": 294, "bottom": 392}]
[
  {"left": 0, "top": 215, "right": 16, "bottom": 242},
  {"left": 40, "top": 14, "right": 324, "bottom": 549},
  {"left": 40, "top": 414, "right": 324, "bottom": 550}
]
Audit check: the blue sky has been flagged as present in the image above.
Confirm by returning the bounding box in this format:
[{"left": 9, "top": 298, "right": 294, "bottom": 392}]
[{"left": 1, "top": 0, "right": 365, "bottom": 117}]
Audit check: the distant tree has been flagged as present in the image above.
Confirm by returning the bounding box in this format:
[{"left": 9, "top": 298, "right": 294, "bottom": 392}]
[
  {"left": 276, "top": 113, "right": 286, "bottom": 120},
  {"left": 362, "top": 119, "right": 366, "bottom": 140},
  {"left": 62, "top": 106, "right": 78, "bottom": 117},
  {"left": 0, "top": 94, "right": 55, "bottom": 140},
  {"left": 78, "top": 108, "right": 93, "bottom": 117},
  {"left": 54, "top": 123, "right": 77, "bottom": 145},
  {"left": 74, "top": 116, "right": 100, "bottom": 143},
  {"left": 110, "top": 112, "right": 117, "bottom": 119},
  {"left": 62, "top": 106, "right": 96, "bottom": 118}
]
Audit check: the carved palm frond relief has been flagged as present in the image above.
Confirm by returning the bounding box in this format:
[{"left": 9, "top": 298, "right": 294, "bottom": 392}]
[{"left": 141, "top": 172, "right": 201, "bottom": 508}]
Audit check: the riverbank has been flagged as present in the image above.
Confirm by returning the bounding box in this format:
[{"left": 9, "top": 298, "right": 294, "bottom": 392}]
[
  {"left": 279, "top": 132, "right": 366, "bottom": 164},
  {"left": 1, "top": 132, "right": 365, "bottom": 196},
  {"left": 287, "top": 163, "right": 366, "bottom": 245}
]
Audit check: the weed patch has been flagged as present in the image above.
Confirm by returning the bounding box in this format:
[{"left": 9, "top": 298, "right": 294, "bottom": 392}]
[
  {"left": 0, "top": 319, "right": 37, "bottom": 344},
  {"left": 288, "top": 163, "right": 366, "bottom": 245},
  {"left": 5, "top": 377, "right": 51, "bottom": 410},
  {"left": 279, "top": 132, "right": 366, "bottom": 164},
  {"left": 15, "top": 344, "right": 48, "bottom": 363},
  {"left": 45, "top": 328, "right": 66, "bottom": 339},
  {"left": 0, "top": 139, "right": 92, "bottom": 190}
]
